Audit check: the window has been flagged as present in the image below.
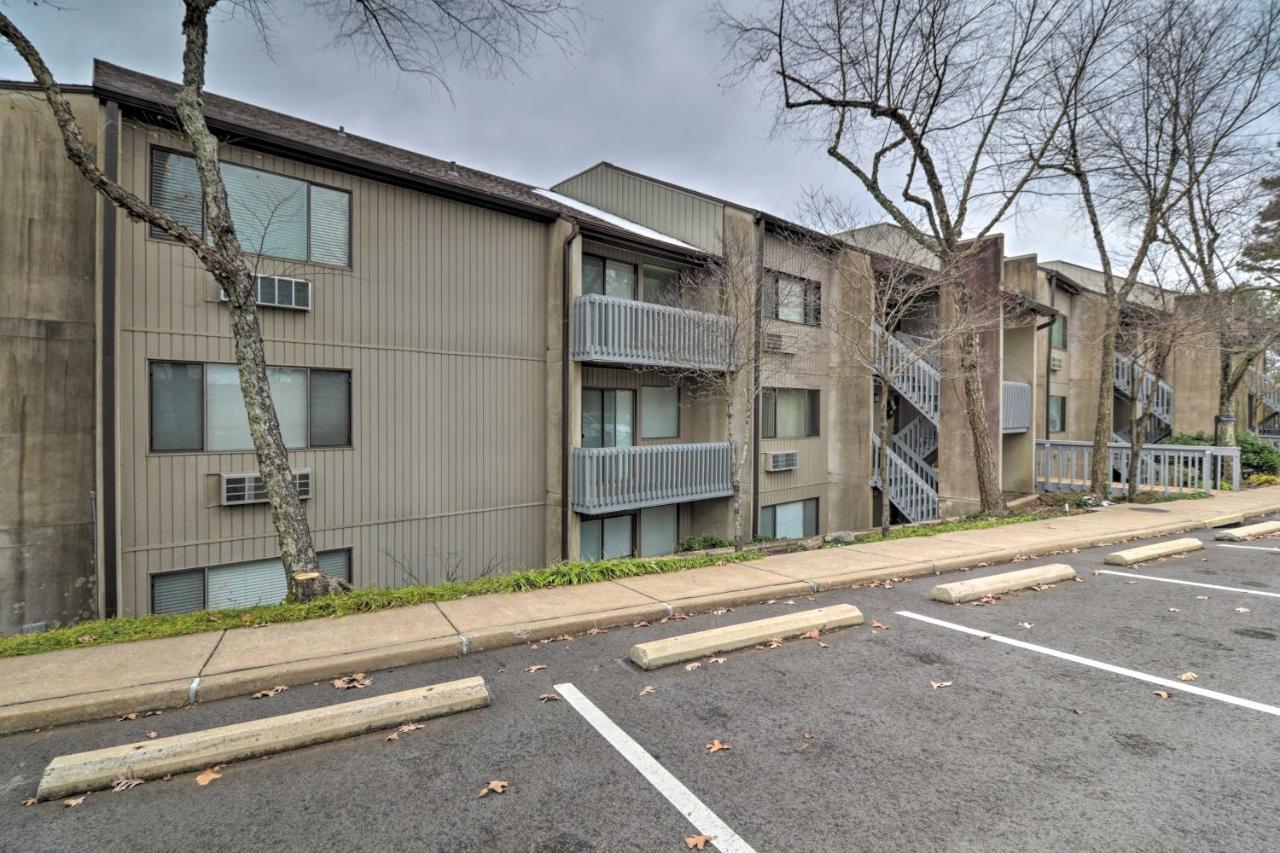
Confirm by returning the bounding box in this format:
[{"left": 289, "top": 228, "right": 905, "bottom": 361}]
[
  {"left": 151, "top": 549, "right": 351, "bottom": 614},
  {"left": 766, "top": 273, "right": 820, "bottom": 326},
  {"left": 149, "top": 149, "right": 351, "bottom": 266},
  {"left": 582, "top": 254, "right": 637, "bottom": 299},
  {"left": 762, "top": 388, "right": 820, "bottom": 438},
  {"left": 642, "top": 265, "right": 681, "bottom": 306},
  {"left": 638, "top": 505, "right": 678, "bottom": 557},
  {"left": 580, "top": 515, "right": 634, "bottom": 561},
  {"left": 1048, "top": 395, "right": 1066, "bottom": 433},
  {"left": 760, "top": 498, "right": 818, "bottom": 540},
  {"left": 581, "top": 388, "right": 635, "bottom": 448},
  {"left": 640, "top": 386, "right": 680, "bottom": 439},
  {"left": 1050, "top": 314, "right": 1068, "bottom": 349},
  {"left": 150, "top": 361, "right": 351, "bottom": 452}
]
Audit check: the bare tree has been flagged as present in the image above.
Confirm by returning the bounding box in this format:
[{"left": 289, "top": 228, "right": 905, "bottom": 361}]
[
  {"left": 0, "top": 0, "right": 581, "bottom": 601},
  {"left": 1044, "top": 0, "right": 1280, "bottom": 496},
  {"left": 718, "top": 0, "right": 1109, "bottom": 514}
]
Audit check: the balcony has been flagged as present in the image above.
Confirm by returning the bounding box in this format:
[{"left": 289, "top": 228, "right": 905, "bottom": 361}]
[
  {"left": 572, "top": 294, "right": 734, "bottom": 371},
  {"left": 1002, "top": 381, "right": 1032, "bottom": 433},
  {"left": 571, "top": 442, "right": 734, "bottom": 515}
]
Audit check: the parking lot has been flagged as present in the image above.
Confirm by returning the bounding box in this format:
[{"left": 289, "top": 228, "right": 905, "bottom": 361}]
[{"left": 4, "top": 519, "right": 1280, "bottom": 852}]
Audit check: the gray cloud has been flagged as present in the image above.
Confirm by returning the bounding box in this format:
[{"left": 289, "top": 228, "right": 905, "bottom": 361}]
[{"left": 1, "top": 0, "right": 1096, "bottom": 263}]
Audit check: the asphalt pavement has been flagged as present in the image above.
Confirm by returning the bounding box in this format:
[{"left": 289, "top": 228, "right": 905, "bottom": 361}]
[{"left": 3, "top": 518, "right": 1279, "bottom": 852}]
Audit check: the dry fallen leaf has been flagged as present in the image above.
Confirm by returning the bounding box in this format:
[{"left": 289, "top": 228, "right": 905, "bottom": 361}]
[
  {"left": 1019, "top": 622, "right": 1034, "bottom": 630},
  {"left": 1071, "top": 708, "right": 1086, "bottom": 715},
  {"left": 538, "top": 691, "right": 561, "bottom": 703},
  {"left": 479, "top": 780, "right": 510, "bottom": 798},
  {"left": 633, "top": 620, "right": 649, "bottom": 628},
  {"left": 62, "top": 795, "right": 85, "bottom": 808},
  {"left": 710, "top": 608, "right": 730, "bottom": 615},
  {"left": 708, "top": 656, "right": 727, "bottom": 665},
  {"left": 870, "top": 619, "right": 890, "bottom": 631},
  {"left": 1091, "top": 569, "right": 1102, "bottom": 576},
  {"left": 146, "top": 731, "right": 158, "bottom": 739},
  {"left": 705, "top": 739, "right": 732, "bottom": 753},
  {"left": 331, "top": 673, "right": 371, "bottom": 690},
  {"left": 782, "top": 600, "right": 795, "bottom": 605},
  {"left": 803, "top": 628, "right": 821, "bottom": 640},
  {"left": 672, "top": 613, "right": 689, "bottom": 621},
  {"left": 117, "top": 713, "right": 138, "bottom": 721},
  {"left": 1153, "top": 690, "right": 1171, "bottom": 700},
  {"left": 111, "top": 776, "right": 143, "bottom": 793},
  {"left": 252, "top": 685, "right": 288, "bottom": 700},
  {"left": 765, "top": 637, "right": 784, "bottom": 649},
  {"left": 639, "top": 685, "right": 656, "bottom": 696},
  {"left": 384, "top": 722, "right": 425, "bottom": 742},
  {"left": 685, "top": 834, "right": 714, "bottom": 850},
  {"left": 1235, "top": 607, "right": 1251, "bottom": 614},
  {"left": 802, "top": 730, "right": 814, "bottom": 739},
  {"left": 21, "top": 796, "right": 36, "bottom": 807},
  {"left": 817, "top": 641, "right": 830, "bottom": 649},
  {"left": 684, "top": 662, "right": 702, "bottom": 672},
  {"left": 765, "top": 599, "right": 777, "bottom": 605},
  {"left": 931, "top": 681, "right": 953, "bottom": 690},
  {"left": 586, "top": 627, "right": 606, "bottom": 636},
  {"left": 1196, "top": 595, "right": 1210, "bottom": 600},
  {"left": 195, "top": 767, "right": 223, "bottom": 786},
  {"left": 525, "top": 664, "right": 547, "bottom": 673},
  {"left": 1178, "top": 672, "right": 1198, "bottom": 682},
  {"left": 1168, "top": 608, "right": 1180, "bottom": 613}
]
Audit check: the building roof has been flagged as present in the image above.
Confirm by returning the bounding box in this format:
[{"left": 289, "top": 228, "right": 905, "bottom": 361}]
[
  {"left": 90, "top": 61, "right": 707, "bottom": 261},
  {"left": 1038, "top": 259, "right": 1171, "bottom": 309}
]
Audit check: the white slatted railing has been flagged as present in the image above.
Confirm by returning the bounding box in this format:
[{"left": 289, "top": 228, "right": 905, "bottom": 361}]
[
  {"left": 871, "top": 433, "right": 940, "bottom": 523},
  {"left": 895, "top": 416, "right": 937, "bottom": 459},
  {"left": 571, "top": 294, "right": 734, "bottom": 371},
  {"left": 1035, "top": 439, "right": 1240, "bottom": 495},
  {"left": 571, "top": 442, "right": 734, "bottom": 515},
  {"left": 1002, "top": 381, "right": 1032, "bottom": 433},
  {"left": 876, "top": 326, "right": 940, "bottom": 425},
  {"left": 1113, "top": 353, "right": 1174, "bottom": 425}
]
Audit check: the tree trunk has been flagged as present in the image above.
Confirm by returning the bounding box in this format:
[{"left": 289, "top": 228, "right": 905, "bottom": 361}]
[
  {"left": 1091, "top": 309, "right": 1120, "bottom": 499},
  {"left": 958, "top": 325, "right": 1005, "bottom": 514},
  {"left": 878, "top": 384, "right": 892, "bottom": 537},
  {"left": 1126, "top": 401, "right": 1142, "bottom": 503}
]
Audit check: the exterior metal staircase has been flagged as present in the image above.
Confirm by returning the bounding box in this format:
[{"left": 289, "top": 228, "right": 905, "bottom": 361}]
[
  {"left": 1113, "top": 352, "right": 1173, "bottom": 436},
  {"left": 873, "top": 327, "right": 941, "bottom": 522}
]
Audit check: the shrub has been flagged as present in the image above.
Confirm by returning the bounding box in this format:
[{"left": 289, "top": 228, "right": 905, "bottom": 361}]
[
  {"left": 1247, "top": 473, "right": 1280, "bottom": 487},
  {"left": 678, "top": 534, "right": 733, "bottom": 552},
  {"left": 1238, "top": 432, "right": 1280, "bottom": 476}
]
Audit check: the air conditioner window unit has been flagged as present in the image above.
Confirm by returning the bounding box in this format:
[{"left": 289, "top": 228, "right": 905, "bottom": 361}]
[
  {"left": 221, "top": 469, "right": 312, "bottom": 506},
  {"left": 1050, "top": 354, "right": 1064, "bottom": 372},
  {"left": 763, "top": 332, "right": 796, "bottom": 354},
  {"left": 220, "top": 275, "right": 313, "bottom": 311},
  {"left": 765, "top": 451, "right": 799, "bottom": 472}
]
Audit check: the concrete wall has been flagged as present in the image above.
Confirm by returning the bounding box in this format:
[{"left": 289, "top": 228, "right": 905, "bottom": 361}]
[{"left": 0, "top": 90, "right": 100, "bottom": 632}]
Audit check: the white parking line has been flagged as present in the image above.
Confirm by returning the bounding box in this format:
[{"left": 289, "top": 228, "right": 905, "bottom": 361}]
[
  {"left": 896, "top": 611, "right": 1280, "bottom": 717},
  {"left": 554, "top": 682, "right": 758, "bottom": 853},
  {"left": 1217, "top": 543, "right": 1280, "bottom": 553},
  {"left": 1096, "top": 569, "right": 1280, "bottom": 598}
]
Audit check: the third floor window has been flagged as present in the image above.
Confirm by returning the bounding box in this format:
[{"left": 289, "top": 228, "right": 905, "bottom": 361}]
[{"left": 150, "top": 148, "right": 351, "bottom": 267}]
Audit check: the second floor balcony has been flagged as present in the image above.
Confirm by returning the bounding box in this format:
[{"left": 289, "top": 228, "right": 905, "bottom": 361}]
[
  {"left": 571, "top": 442, "right": 734, "bottom": 515},
  {"left": 572, "top": 293, "right": 734, "bottom": 372}
]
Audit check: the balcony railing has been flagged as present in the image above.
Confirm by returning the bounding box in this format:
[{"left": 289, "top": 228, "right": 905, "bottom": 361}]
[
  {"left": 572, "top": 293, "right": 734, "bottom": 371},
  {"left": 1002, "top": 381, "right": 1032, "bottom": 433},
  {"left": 571, "top": 442, "right": 734, "bottom": 515}
]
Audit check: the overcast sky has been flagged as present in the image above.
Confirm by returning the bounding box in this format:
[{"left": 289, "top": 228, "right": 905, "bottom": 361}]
[{"left": 1, "top": 0, "right": 1095, "bottom": 264}]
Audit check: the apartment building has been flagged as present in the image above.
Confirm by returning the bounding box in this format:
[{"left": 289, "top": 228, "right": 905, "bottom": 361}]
[{"left": 1028, "top": 260, "right": 1245, "bottom": 445}]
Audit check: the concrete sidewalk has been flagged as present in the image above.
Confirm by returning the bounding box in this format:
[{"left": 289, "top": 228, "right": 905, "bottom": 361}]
[{"left": 4, "top": 487, "right": 1279, "bottom": 734}]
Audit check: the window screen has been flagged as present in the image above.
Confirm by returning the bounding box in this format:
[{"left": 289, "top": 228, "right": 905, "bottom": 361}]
[
  {"left": 642, "top": 265, "right": 681, "bottom": 306},
  {"left": 205, "top": 365, "right": 307, "bottom": 451},
  {"left": 151, "top": 569, "right": 205, "bottom": 615},
  {"left": 221, "top": 162, "right": 308, "bottom": 261},
  {"left": 583, "top": 255, "right": 605, "bottom": 296},
  {"left": 150, "top": 362, "right": 204, "bottom": 451},
  {"left": 640, "top": 386, "right": 679, "bottom": 439},
  {"left": 149, "top": 149, "right": 203, "bottom": 238},
  {"left": 309, "top": 370, "right": 351, "bottom": 447},
  {"left": 309, "top": 185, "right": 351, "bottom": 266},
  {"left": 1049, "top": 395, "right": 1066, "bottom": 433}
]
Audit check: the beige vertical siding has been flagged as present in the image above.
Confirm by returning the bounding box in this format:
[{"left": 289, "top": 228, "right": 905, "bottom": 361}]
[
  {"left": 554, "top": 165, "right": 724, "bottom": 253},
  {"left": 114, "top": 121, "right": 550, "bottom": 615}
]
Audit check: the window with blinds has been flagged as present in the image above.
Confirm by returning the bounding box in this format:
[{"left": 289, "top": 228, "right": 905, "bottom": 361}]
[
  {"left": 149, "top": 148, "right": 350, "bottom": 266},
  {"left": 761, "top": 388, "right": 821, "bottom": 439},
  {"left": 149, "top": 361, "right": 351, "bottom": 452},
  {"left": 151, "top": 549, "right": 352, "bottom": 614}
]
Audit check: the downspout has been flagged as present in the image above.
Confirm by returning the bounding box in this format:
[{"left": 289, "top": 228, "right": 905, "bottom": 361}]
[
  {"left": 560, "top": 220, "right": 580, "bottom": 561},
  {"left": 101, "top": 100, "right": 120, "bottom": 618},
  {"left": 751, "top": 215, "right": 765, "bottom": 539}
]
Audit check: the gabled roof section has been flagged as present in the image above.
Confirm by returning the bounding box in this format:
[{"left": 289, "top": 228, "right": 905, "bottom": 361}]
[
  {"left": 90, "top": 61, "right": 708, "bottom": 260},
  {"left": 1039, "top": 259, "right": 1170, "bottom": 308},
  {"left": 534, "top": 189, "right": 699, "bottom": 252}
]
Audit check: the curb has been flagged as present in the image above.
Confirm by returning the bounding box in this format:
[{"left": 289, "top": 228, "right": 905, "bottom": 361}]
[
  {"left": 36, "top": 676, "right": 490, "bottom": 801},
  {"left": 0, "top": 679, "right": 192, "bottom": 738},
  {"left": 930, "top": 564, "right": 1077, "bottom": 604},
  {"left": 629, "top": 604, "right": 864, "bottom": 670},
  {"left": 1104, "top": 537, "right": 1204, "bottom": 566},
  {"left": 1203, "top": 513, "right": 1245, "bottom": 528}
]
